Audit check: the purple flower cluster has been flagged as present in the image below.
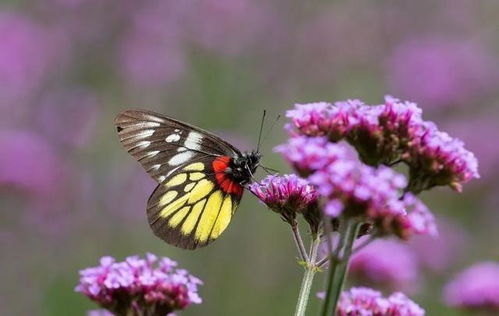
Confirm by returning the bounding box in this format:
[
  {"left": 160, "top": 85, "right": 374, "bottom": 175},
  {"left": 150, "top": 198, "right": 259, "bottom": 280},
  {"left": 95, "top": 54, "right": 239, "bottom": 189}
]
[
  {"left": 444, "top": 261, "right": 499, "bottom": 311},
  {"left": 285, "top": 96, "right": 479, "bottom": 192},
  {"left": 318, "top": 287, "right": 425, "bottom": 316},
  {"left": 75, "top": 254, "right": 202, "bottom": 315},
  {"left": 249, "top": 174, "right": 320, "bottom": 233},
  {"left": 276, "top": 137, "right": 436, "bottom": 239}
]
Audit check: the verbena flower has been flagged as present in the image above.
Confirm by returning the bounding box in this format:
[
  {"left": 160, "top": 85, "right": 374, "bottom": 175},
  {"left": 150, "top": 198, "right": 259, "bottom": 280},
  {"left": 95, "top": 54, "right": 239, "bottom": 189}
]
[
  {"left": 444, "top": 261, "right": 499, "bottom": 312},
  {"left": 284, "top": 96, "right": 479, "bottom": 192},
  {"left": 349, "top": 239, "right": 420, "bottom": 292},
  {"left": 285, "top": 100, "right": 362, "bottom": 141},
  {"left": 249, "top": 174, "right": 320, "bottom": 233},
  {"left": 75, "top": 253, "right": 202, "bottom": 315},
  {"left": 275, "top": 136, "right": 350, "bottom": 176},
  {"left": 318, "top": 287, "right": 425, "bottom": 315},
  {"left": 308, "top": 152, "right": 405, "bottom": 218},
  {"left": 376, "top": 193, "right": 438, "bottom": 239},
  {"left": 349, "top": 96, "right": 424, "bottom": 166},
  {"left": 407, "top": 125, "right": 480, "bottom": 192}
]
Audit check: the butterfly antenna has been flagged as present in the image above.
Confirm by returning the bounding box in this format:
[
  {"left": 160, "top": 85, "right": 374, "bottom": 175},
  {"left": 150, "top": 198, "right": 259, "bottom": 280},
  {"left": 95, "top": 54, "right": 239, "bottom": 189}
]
[
  {"left": 261, "top": 165, "right": 280, "bottom": 175},
  {"left": 260, "top": 114, "right": 281, "bottom": 149},
  {"left": 256, "top": 110, "right": 267, "bottom": 152}
]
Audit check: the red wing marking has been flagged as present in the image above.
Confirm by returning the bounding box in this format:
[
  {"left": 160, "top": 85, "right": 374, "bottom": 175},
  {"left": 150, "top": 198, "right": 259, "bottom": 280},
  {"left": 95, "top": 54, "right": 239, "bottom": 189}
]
[{"left": 212, "top": 156, "right": 243, "bottom": 196}]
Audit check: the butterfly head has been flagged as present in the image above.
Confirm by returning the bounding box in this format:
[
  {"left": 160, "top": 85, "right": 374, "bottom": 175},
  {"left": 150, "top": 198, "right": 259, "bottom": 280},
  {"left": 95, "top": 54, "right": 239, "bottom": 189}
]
[{"left": 230, "top": 150, "right": 262, "bottom": 185}]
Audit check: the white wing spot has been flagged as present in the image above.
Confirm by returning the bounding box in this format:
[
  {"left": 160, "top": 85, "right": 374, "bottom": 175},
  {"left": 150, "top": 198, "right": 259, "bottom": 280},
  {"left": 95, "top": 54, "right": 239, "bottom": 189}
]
[
  {"left": 168, "top": 151, "right": 194, "bottom": 166},
  {"left": 151, "top": 164, "right": 161, "bottom": 170},
  {"left": 135, "top": 129, "right": 155, "bottom": 139},
  {"left": 146, "top": 150, "right": 160, "bottom": 157},
  {"left": 157, "top": 175, "right": 166, "bottom": 183},
  {"left": 136, "top": 141, "right": 150, "bottom": 149},
  {"left": 142, "top": 122, "right": 161, "bottom": 128},
  {"left": 165, "top": 134, "right": 181, "bottom": 143},
  {"left": 174, "top": 129, "right": 180, "bottom": 132},
  {"left": 184, "top": 131, "right": 202, "bottom": 151},
  {"left": 177, "top": 147, "right": 187, "bottom": 152}
]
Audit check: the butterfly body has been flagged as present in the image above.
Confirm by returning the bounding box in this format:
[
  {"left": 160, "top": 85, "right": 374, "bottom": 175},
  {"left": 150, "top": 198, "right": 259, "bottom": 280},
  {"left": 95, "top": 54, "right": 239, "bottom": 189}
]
[{"left": 115, "top": 110, "right": 261, "bottom": 249}]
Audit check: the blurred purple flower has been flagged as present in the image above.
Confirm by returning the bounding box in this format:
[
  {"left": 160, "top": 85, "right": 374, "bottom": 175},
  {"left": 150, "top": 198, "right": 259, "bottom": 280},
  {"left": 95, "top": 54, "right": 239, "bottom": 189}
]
[
  {"left": 0, "top": 12, "right": 67, "bottom": 109},
  {"left": 118, "top": 2, "right": 189, "bottom": 88},
  {"left": 86, "top": 309, "right": 113, "bottom": 316},
  {"left": 35, "top": 87, "right": 99, "bottom": 148},
  {"left": 408, "top": 217, "right": 468, "bottom": 273},
  {"left": 249, "top": 174, "right": 319, "bottom": 231},
  {"left": 0, "top": 130, "right": 67, "bottom": 198},
  {"left": 318, "top": 287, "right": 425, "bottom": 316},
  {"left": 386, "top": 38, "right": 497, "bottom": 110},
  {"left": 119, "top": 31, "right": 185, "bottom": 89},
  {"left": 105, "top": 164, "right": 157, "bottom": 221},
  {"left": 187, "top": 0, "right": 274, "bottom": 56},
  {"left": 76, "top": 254, "right": 202, "bottom": 315},
  {"left": 444, "top": 261, "right": 499, "bottom": 312},
  {"left": 349, "top": 239, "right": 420, "bottom": 293},
  {"left": 443, "top": 114, "right": 499, "bottom": 183}
]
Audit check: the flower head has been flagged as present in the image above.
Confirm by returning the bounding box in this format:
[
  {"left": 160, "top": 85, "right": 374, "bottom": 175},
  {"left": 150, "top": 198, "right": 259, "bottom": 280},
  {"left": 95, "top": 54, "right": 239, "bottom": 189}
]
[
  {"left": 318, "top": 287, "right": 425, "bottom": 316},
  {"left": 250, "top": 174, "right": 319, "bottom": 232},
  {"left": 285, "top": 100, "right": 362, "bottom": 141},
  {"left": 75, "top": 254, "right": 202, "bottom": 315},
  {"left": 444, "top": 261, "right": 499, "bottom": 312},
  {"left": 408, "top": 125, "right": 480, "bottom": 192},
  {"left": 308, "top": 154, "right": 406, "bottom": 219},
  {"left": 376, "top": 193, "right": 438, "bottom": 240},
  {"left": 275, "top": 136, "right": 350, "bottom": 176}
]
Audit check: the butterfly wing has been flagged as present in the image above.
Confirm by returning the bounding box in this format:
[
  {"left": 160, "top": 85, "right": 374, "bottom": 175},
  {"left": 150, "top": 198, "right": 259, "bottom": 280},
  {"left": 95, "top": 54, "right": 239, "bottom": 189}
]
[
  {"left": 114, "top": 110, "right": 240, "bottom": 183},
  {"left": 114, "top": 110, "right": 244, "bottom": 249},
  {"left": 146, "top": 157, "right": 242, "bottom": 249}
]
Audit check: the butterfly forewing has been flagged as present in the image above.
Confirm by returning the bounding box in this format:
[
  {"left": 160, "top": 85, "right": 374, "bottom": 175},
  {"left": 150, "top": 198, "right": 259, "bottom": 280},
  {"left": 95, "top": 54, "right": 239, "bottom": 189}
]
[
  {"left": 114, "top": 110, "right": 245, "bottom": 249},
  {"left": 114, "top": 110, "right": 240, "bottom": 183}
]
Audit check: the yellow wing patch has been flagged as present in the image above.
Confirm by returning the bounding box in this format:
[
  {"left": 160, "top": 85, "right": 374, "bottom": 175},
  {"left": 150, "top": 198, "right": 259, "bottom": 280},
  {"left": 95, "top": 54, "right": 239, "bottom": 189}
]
[
  {"left": 148, "top": 163, "right": 240, "bottom": 249},
  {"left": 196, "top": 190, "right": 223, "bottom": 242},
  {"left": 166, "top": 173, "right": 187, "bottom": 187},
  {"left": 183, "top": 162, "right": 205, "bottom": 171},
  {"left": 189, "top": 172, "right": 205, "bottom": 181},
  {"left": 181, "top": 198, "right": 206, "bottom": 235},
  {"left": 211, "top": 195, "right": 233, "bottom": 239}
]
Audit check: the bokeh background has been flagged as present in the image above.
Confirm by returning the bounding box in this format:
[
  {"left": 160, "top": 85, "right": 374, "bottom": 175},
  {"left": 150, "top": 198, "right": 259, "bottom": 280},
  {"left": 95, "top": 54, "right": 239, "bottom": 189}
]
[{"left": 1, "top": 0, "right": 498, "bottom": 315}]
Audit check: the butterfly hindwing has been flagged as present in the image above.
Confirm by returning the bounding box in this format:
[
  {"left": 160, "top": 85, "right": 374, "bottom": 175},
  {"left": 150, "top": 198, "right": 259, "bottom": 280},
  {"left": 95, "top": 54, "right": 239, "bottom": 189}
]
[{"left": 146, "top": 159, "right": 241, "bottom": 249}]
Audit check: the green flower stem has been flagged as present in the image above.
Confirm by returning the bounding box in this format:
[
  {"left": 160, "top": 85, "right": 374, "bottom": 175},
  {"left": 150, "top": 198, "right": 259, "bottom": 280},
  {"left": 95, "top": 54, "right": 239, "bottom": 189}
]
[
  {"left": 321, "top": 219, "right": 361, "bottom": 316},
  {"left": 291, "top": 224, "right": 309, "bottom": 263},
  {"left": 294, "top": 235, "right": 321, "bottom": 316}
]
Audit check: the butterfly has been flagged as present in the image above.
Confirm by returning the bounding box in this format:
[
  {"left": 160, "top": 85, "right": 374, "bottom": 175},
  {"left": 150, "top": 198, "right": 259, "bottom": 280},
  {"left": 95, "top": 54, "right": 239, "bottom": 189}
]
[{"left": 114, "top": 110, "right": 261, "bottom": 249}]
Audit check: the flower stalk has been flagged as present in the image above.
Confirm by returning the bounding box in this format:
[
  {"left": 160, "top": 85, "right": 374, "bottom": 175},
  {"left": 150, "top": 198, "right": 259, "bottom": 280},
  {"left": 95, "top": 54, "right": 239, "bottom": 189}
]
[
  {"left": 294, "top": 235, "right": 321, "bottom": 316},
  {"left": 292, "top": 223, "right": 309, "bottom": 263},
  {"left": 321, "top": 218, "right": 361, "bottom": 316}
]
